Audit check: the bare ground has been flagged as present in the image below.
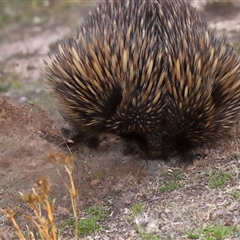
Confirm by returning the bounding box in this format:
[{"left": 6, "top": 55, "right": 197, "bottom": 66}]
[{"left": 0, "top": 1, "right": 240, "bottom": 239}]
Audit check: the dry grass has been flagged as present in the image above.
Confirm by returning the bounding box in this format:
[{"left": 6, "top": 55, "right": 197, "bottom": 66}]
[{"left": 1, "top": 152, "right": 78, "bottom": 240}]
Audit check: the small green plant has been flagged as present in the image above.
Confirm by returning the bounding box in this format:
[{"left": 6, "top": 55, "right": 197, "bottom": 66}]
[
  {"left": 187, "top": 232, "right": 199, "bottom": 239},
  {"left": 85, "top": 205, "right": 108, "bottom": 220},
  {"left": 136, "top": 219, "right": 162, "bottom": 240},
  {"left": 131, "top": 202, "right": 145, "bottom": 216},
  {"left": 159, "top": 180, "right": 180, "bottom": 192},
  {"left": 230, "top": 190, "right": 240, "bottom": 201},
  {"left": 206, "top": 170, "right": 231, "bottom": 189},
  {"left": 63, "top": 205, "right": 108, "bottom": 236},
  {"left": 159, "top": 169, "right": 183, "bottom": 192},
  {"left": 187, "top": 225, "right": 239, "bottom": 239},
  {"left": 0, "top": 82, "right": 10, "bottom": 92},
  {"left": 61, "top": 218, "right": 75, "bottom": 228},
  {"left": 77, "top": 216, "right": 102, "bottom": 235},
  {"left": 78, "top": 205, "right": 107, "bottom": 235},
  {"left": 0, "top": 66, "right": 22, "bottom": 91},
  {"left": 92, "top": 169, "right": 112, "bottom": 179}
]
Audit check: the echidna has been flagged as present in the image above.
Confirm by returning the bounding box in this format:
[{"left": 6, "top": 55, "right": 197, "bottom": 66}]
[{"left": 44, "top": 0, "right": 240, "bottom": 166}]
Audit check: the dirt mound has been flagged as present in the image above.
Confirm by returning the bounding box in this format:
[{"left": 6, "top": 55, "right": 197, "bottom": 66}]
[
  {"left": 0, "top": 97, "right": 58, "bottom": 204},
  {"left": 0, "top": 97, "right": 146, "bottom": 238}
]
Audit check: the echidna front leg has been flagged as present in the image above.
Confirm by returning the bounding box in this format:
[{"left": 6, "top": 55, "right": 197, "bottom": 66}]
[
  {"left": 143, "top": 133, "right": 197, "bottom": 173},
  {"left": 141, "top": 133, "right": 166, "bottom": 174},
  {"left": 146, "top": 131, "right": 210, "bottom": 170}
]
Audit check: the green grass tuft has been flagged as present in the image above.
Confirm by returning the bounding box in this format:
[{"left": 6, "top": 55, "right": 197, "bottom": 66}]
[
  {"left": 159, "top": 169, "right": 183, "bottom": 192},
  {"left": 62, "top": 205, "right": 108, "bottom": 236},
  {"left": 187, "top": 225, "right": 239, "bottom": 239},
  {"left": 206, "top": 170, "right": 231, "bottom": 189}
]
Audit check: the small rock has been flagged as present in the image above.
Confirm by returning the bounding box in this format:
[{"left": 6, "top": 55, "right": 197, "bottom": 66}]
[{"left": 90, "top": 179, "right": 101, "bottom": 186}]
